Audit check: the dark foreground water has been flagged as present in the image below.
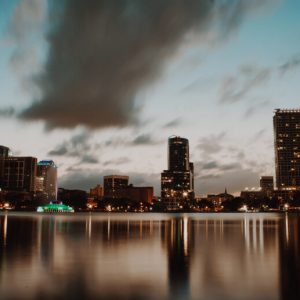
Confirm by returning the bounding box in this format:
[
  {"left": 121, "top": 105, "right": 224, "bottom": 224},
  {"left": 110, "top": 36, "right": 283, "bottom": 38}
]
[{"left": 0, "top": 212, "right": 299, "bottom": 300}]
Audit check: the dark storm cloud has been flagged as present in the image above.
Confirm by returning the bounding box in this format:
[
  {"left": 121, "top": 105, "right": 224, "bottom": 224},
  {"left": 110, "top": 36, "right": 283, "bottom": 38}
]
[
  {"left": 17, "top": 0, "right": 271, "bottom": 129},
  {"left": 220, "top": 65, "right": 271, "bottom": 103}
]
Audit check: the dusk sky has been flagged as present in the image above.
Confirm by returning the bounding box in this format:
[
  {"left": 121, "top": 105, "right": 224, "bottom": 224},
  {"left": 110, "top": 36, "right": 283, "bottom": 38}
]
[{"left": 1, "top": 0, "right": 300, "bottom": 196}]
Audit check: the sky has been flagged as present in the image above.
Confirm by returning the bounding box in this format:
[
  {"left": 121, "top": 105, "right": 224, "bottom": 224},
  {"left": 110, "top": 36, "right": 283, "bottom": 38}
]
[{"left": 0, "top": 0, "right": 300, "bottom": 196}]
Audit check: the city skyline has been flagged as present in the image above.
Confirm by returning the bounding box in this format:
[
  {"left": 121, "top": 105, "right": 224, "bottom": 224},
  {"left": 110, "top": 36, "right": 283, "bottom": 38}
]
[
  {"left": 1, "top": 106, "right": 299, "bottom": 200},
  {"left": 1, "top": 1, "right": 300, "bottom": 195}
]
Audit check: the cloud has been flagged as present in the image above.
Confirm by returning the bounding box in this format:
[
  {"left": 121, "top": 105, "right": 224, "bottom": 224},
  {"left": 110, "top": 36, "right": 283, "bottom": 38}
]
[
  {"left": 80, "top": 155, "right": 99, "bottom": 164},
  {"left": 104, "top": 133, "right": 161, "bottom": 147},
  {"left": 17, "top": 0, "right": 272, "bottom": 129},
  {"left": 279, "top": 53, "right": 300, "bottom": 75},
  {"left": 219, "top": 53, "right": 300, "bottom": 106},
  {"left": 48, "top": 131, "right": 93, "bottom": 158},
  {"left": 0, "top": 107, "right": 15, "bottom": 117},
  {"left": 131, "top": 134, "right": 155, "bottom": 145},
  {"left": 219, "top": 65, "right": 271, "bottom": 103},
  {"left": 103, "top": 157, "right": 131, "bottom": 166},
  {"left": 163, "top": 118, "right": 182, "bottom": 128},
  {"left": 59, "top": 170, "right": 101, "bottom": 191},
  {"left": 244, "top": 100, "right": 271, "bottom": 118},
  {"left": 194, "top": 157, "right": 261, "bottom": 194},
  {"left": 8, "top": 0, "right": 47, "bottom": 93},
  {"left": 194, "top": 160, "right": 242, "bottom": 175},
  {"left": 197, "top": 132, "right": 226, "bottom": 157},
  {"left": 48, "top": 145, "right": 68, "bottom": 156},
  {"left": 201, "top": 161, "right": 219, "bottom": 170},
  {"left": 248, "top": 129, "right": 266, "bottom": 144},
  {"left": 219, "top": 162, "right": 242, "bottom": 171},
  {"left": 196, "top": 168, "right": 260, "bottom": 195},
  {"left": 193, "top": 130, "right": 267, "bottom": 194},
  {"left": 8, "top": 0, "right": 46, "bottom": 41}
]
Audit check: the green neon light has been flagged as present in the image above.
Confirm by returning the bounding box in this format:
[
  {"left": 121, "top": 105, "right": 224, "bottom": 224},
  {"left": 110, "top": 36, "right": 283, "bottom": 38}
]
[{"left": 37, "top": 203, "right": 74, "bottom": 213}]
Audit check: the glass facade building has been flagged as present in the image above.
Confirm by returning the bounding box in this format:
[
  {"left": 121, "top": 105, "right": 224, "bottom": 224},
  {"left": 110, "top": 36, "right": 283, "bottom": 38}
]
[
  {"left": 168, "top": 136, "right": 189, "bottom": 171},
  {"left": 37, "top": 160, "right": 58, "bottom": 201},
  {"left": 161, "top": 136, "right": 194, "bottom": 210},
  {"left": 0, "top": 156, "right": 37, "bottom": 192}
]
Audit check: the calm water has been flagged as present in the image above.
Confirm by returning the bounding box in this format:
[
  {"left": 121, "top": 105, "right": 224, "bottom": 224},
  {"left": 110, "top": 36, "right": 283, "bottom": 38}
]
[{"left": 0, "top": 212, "right": 299, "bottom": 300}]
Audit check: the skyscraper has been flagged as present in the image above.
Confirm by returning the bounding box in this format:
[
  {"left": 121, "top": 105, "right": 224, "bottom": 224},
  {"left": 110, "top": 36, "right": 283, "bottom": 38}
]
[
  {"left": 37, "top": 160, "right": 58, "bottom": 201},
  {"left": 0, "top": 146, "right": 9, "bottom": 158},
  {"left": 260, "top": 176, "right": 274, "bottom": 197},
  {"left": 103, "top": 175, "right": 129, "bottom": 198},
  {"left": 0, "top": 156, "right": 37, "bottom": 192},
  {"left": 161, "top": 136, "right": 194, "bottom": 210},
  {"left": 274, "top": 109, "right": 300, "bottom": 191},
  {"left": 168, "top": 136, "right": 189, "bottom": 171}
]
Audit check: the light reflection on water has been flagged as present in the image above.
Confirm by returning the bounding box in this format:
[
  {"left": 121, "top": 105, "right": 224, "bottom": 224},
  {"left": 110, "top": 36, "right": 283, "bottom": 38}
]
[{"left": 0, "top": 212, "right": 299, "bottom": 300}]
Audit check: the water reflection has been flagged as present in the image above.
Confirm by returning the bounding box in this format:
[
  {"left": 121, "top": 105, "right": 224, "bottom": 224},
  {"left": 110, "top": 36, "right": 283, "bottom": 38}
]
[
  {"left": 0, "top": 212, "right": 299, "bottom": 300},
  {"left": 167, "top": 217, "right": 190, "bottom": 300},
  {"left": 280, "top": 214, "right": 300, "bottom": 300}
]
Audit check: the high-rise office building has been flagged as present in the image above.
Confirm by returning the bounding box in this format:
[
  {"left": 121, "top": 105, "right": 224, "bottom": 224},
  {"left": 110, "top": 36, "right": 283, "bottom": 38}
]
[
  {"left": 0, "top": 146, "right": 9, "bottom": 158},
  {"left": 90, "top": 184, "right": 104, "bottom": 199},
  {"left": 189, "top": 162, "right": 194, "bottom": 191},
  {"left": 35, "top": 176, "right": 44, "bottom": 193},
  {"left": 274, "top": 109, "right": 300, "bottom": 191},
  {"left": 0, "top": 156, "right": 37, "bottom": 192},
  {"left": 168, "top": 136, "right": 190, "bottom": 171},
  {"left": 161, "top": 136, "right": 194, "bottom": 210},
  {"left": 103, "top": 175, "right": 129, "bottom": 198},
  {"left": 37, "top": 160, "right": 58, "bottom": 201},
  {"left": 260, "top": 176, "right": 274, "bottom": 197}
]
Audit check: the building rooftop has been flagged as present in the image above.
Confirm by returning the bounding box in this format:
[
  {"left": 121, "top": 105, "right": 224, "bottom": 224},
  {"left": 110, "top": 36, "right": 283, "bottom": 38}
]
[
  {"left": 274, "top": 108, "right": 300, "bottom": 113},
  {"left": 38, "top": 160, "right": 57, "bottom": 167}
]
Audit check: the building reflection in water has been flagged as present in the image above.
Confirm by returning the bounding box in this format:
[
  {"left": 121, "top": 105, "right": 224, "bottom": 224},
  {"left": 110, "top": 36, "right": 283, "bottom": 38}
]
[
  {"left": 167, "top": 216, "right": 190, "bottom": 300},
  {"left": 0, "top": 213, "right": 300, "bottom": 300},
  {"left": 280, "top": 214, "right": 300, "bottom": 300}
]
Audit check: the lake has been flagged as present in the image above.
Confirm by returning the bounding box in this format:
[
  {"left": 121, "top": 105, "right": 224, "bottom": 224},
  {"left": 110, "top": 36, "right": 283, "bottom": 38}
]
[{"left": 0, "top": 212, "right": 299, "bottom": 300}]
